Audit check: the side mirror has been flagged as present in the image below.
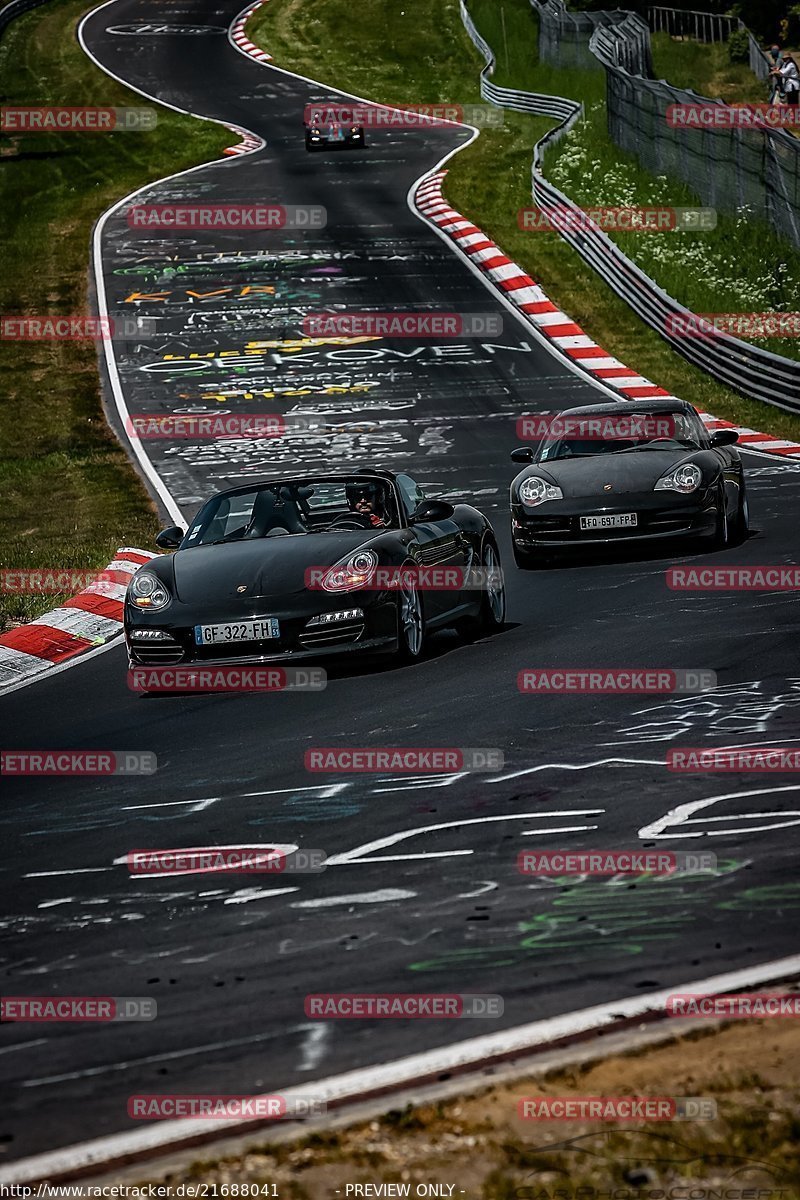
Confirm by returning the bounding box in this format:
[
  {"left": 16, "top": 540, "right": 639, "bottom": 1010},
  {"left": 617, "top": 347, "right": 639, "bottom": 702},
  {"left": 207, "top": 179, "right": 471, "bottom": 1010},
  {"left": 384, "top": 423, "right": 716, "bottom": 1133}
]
[
  {"left": 709, "top": 429, "right": 738, "bottom": 448},
  {"left": 155, "top": 526, "right": 185, "bottom": 550},
  {"left": 511, "top": 446, "right": 534, "bottom": 463},
  {"left": 411, "top": 499, "right": 455, "bottom": 523}
]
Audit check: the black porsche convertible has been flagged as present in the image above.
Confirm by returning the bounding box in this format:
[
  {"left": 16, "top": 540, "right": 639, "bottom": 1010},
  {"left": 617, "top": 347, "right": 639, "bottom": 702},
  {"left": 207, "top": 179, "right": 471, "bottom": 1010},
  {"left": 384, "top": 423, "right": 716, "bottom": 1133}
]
[
  {"left": 510, "top": 399, "right": 748, "bottom": 567},
  {"left": 125, "top": 470, "right": 505, "bottom": 670}
]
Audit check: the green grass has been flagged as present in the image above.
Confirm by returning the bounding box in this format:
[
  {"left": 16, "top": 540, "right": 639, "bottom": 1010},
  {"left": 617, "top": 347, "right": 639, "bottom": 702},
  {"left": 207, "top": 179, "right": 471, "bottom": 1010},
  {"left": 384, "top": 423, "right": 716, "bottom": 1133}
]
[
  {"left": 0, "top": 0, "right": 229, "bottom": 630},
  {"left": 650, "top": 30, "right": 771, "bottom": 103},
  {"left": 248, "top": 0, "right": 800, "bottom": 439}
]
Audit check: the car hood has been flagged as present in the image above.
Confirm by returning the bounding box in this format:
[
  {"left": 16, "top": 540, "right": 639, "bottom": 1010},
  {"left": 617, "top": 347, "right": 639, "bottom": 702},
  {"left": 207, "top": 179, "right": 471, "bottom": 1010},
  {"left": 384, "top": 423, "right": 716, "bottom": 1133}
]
[
  {"left": 170, "top": 531, "right": 384, "bottom": 604},
  {"left": 523, "top": 449, "right": 703, "bottom": 498}
]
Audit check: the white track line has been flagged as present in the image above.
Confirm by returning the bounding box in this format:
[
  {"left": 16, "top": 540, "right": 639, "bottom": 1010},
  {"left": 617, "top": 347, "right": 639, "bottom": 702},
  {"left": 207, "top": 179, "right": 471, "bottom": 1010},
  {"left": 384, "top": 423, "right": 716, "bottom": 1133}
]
[
  {"left": 78, "top": 0, "right": 267, "bottom": 529},
  {"left": 2, "top": 953, "right": 799, "bottom": 1184}
]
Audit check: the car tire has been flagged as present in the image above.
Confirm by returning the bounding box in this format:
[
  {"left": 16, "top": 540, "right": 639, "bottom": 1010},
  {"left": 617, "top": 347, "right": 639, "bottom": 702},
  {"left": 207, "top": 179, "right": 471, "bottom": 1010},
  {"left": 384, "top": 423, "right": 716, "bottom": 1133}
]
[
  {"left": 732, "top": 482, "right": 750, "bottom": 543},
  {"left": 477, "top": 538, "right": 506, "bottom": 631},
  {"left": 396, "top": 567, "right": 426, "bottom": 662},
  {"left": 713, "top": 484, "right": 730, "bottom": 548}
]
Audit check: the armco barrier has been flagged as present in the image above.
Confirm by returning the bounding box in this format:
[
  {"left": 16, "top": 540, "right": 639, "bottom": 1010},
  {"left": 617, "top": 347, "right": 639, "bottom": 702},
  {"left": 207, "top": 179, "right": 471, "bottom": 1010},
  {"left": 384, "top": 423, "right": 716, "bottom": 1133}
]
[{"left": 458, "top": 0, "right": 800, "bottom": 411}]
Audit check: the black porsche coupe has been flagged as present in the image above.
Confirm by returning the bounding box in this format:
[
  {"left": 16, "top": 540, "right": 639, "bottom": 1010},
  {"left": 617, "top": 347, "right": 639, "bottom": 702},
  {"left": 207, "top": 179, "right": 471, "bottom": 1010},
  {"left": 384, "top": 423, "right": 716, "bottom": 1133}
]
[
  {"left": 510, "top": 399, "right": 748, "bottom": 567},
  {"left": 125, "top": 470, "right": 505, "bottom": 671}
]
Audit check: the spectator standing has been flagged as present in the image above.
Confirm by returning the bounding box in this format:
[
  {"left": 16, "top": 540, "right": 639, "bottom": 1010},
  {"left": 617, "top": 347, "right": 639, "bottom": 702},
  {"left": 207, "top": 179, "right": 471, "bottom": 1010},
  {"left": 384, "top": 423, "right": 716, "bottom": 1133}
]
[{"left": 780, "top": 55, "right": 800, "bottom": 108}]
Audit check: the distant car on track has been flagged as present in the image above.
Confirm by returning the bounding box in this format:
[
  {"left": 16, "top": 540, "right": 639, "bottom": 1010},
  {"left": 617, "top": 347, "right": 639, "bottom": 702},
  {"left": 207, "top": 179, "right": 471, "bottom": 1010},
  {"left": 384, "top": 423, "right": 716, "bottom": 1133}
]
[
  {"left": 509, "top": 399, "right": 748, "bottom": 567},
  {"left": 304, "top": 120, "right": 365, "bottom": 151},
  {"left": 125, "top": 470, "right": 505, "bottom": 672}
]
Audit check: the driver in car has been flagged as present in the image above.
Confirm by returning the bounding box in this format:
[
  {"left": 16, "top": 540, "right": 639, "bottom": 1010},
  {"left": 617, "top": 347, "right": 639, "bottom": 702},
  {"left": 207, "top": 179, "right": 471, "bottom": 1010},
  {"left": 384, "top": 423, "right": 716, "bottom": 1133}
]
[{"left": 345, "top": 481, "right": 388, "bottom": 528}]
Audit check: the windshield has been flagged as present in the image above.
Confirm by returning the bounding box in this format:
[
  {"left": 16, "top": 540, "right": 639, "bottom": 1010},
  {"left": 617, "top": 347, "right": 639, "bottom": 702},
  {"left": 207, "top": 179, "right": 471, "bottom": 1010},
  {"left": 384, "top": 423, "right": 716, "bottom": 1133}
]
[
  {"left": 183, "top": 478, "right": 399, "bottom": 546},
  {"left": 537, "top": 410, "right": 705, "bottom": 462}
]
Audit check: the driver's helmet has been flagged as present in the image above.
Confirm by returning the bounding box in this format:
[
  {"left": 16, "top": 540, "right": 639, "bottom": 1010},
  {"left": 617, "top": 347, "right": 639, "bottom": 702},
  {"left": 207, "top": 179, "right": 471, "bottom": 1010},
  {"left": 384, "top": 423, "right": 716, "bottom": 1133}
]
[{"left": 345, "top": 480, "right": 384, "bottom": 517}]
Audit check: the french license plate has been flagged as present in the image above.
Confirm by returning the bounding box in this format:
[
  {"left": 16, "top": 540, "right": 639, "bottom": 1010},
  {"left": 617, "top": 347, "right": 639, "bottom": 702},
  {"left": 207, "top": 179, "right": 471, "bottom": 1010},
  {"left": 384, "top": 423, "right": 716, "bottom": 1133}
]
[
  {"left": 194, "top": 618, "right": 280, "bottom": 645},
  {"left": 579, "top": 513, "right": 638, "bottom": 530}
]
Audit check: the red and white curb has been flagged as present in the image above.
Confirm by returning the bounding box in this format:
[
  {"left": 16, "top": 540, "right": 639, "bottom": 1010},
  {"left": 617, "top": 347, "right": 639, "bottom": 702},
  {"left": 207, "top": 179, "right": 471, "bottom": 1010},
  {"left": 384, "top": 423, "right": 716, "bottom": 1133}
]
[
  {"left": 223, "top": 123, "right": 265, "bottom": 157},
  {"left": 229, "top": 0, "right": 272, "bottom": 66},
  {"left": 0, "top": 548, "right": 153, "bottom": 692},
  {"left": 224, "top": 1, "right": 271, "bottom": 153},
  {"left": 414, "top": 171, "right": 800, "bottom": 459}
]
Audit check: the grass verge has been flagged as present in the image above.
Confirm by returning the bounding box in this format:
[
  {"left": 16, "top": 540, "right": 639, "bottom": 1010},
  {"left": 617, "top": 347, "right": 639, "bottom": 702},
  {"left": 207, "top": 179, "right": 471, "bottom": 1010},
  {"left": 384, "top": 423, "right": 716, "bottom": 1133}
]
[
  {"left": 126, "top": 1018, "right": 800, "bottom": 1194},
  {"left": 249, "top": 0, "right": 800, "bottom": 439},
  {"left": 0, "top": 0, "right": 228, "bottom": 630}
]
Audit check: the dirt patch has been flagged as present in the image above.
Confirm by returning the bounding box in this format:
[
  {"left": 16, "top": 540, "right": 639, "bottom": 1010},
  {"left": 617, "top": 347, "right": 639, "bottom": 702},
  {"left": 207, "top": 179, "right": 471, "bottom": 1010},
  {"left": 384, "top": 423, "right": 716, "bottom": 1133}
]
[{"left": 132, "top": 1020, "right": 800, "bottom": 1198}]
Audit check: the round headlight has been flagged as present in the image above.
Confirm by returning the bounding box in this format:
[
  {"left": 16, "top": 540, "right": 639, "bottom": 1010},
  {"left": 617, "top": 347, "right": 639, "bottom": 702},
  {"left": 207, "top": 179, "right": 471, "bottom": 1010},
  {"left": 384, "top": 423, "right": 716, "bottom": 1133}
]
[
  {"left": 351, "top": 550, "right": 376, "bottom": 574},
  {"left": 672, "top": 463, "right": 702, "bottom": 492},
  {"left": 519, "top": 476, "right": 562, "bottom": 507},
  {"left": 655, "top": 462, "right": 703, "bottom": 494},
  {"left": 130, "top": 572, "right": 170, "bottom": 610}
]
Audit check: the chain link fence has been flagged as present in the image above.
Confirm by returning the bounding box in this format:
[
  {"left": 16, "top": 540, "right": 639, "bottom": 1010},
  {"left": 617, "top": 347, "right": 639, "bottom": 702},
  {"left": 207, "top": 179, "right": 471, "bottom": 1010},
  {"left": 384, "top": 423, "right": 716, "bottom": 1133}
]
[{"left": 533, "top": 0, "right": 800, "bottom": 250}]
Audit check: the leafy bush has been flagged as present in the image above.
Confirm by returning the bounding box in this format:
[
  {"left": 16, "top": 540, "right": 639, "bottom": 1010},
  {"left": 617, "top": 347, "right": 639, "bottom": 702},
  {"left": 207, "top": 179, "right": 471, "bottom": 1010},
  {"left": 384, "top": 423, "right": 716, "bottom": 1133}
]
[{"left": 728, "top": 28, "right": 750, "bottom": 63}]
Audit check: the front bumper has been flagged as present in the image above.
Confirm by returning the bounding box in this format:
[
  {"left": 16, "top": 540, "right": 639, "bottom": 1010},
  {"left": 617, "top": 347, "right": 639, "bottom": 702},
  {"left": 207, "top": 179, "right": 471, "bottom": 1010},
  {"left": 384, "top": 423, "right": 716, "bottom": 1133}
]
[
  {"left": 511, "top": 492, "right": 717, "bottom": 548},
  {"left": 125, "top": 596, "right": 398, "bottom": 666},
  {"left": 306, "top": 133, "right": 364, "bottom": 149}
]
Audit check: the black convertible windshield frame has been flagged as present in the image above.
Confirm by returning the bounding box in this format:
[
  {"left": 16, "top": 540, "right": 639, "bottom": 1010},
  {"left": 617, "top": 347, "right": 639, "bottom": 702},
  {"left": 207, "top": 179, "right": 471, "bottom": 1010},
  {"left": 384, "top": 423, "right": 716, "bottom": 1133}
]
[{"left": 181, "top": 475, "right": 406, "bottom": 548}]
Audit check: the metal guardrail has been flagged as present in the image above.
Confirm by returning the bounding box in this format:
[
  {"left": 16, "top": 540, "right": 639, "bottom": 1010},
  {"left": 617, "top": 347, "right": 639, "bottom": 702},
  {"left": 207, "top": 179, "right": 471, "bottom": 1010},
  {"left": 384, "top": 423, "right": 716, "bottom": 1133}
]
[
  {"left": 460, "top": 0, "right": 578, "bottom": 122},
  {"left": 458, "top": 0, "right": 800, "bottom": 410},
  {"left": 0, "top": 0, "right": 51, "bottom": 39}
]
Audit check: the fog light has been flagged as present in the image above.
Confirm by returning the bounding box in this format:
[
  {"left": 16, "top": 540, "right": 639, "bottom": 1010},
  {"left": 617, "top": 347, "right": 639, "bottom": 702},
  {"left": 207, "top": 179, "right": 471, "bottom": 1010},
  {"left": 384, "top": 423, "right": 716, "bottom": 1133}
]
[
  {"left": 306, "top": 609, "right": 363, "bottom": 626},
  {"left": 130, "top": 629, "right": 171, "bottom": 641}
]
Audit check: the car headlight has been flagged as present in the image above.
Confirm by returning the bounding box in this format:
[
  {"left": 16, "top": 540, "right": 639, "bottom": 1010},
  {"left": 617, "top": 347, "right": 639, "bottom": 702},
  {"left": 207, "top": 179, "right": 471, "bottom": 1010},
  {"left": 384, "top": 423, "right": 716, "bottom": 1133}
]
[
  {"left": 519, "top": 476, "right": 563, "bottom": 507},
  {"left": 351, "top": 126, "right": 362, "bottom": 134},
  {"left": 654, "top": 463, "right": 702, "bottom": 494},
  {"left": 129, "top": 571, "right": 171, "bottom": 610},
  {"left": 320, "top": 549, "right": 378, "bottom": 593}
]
